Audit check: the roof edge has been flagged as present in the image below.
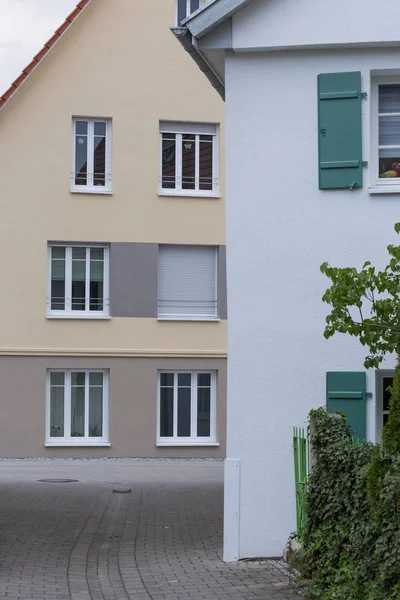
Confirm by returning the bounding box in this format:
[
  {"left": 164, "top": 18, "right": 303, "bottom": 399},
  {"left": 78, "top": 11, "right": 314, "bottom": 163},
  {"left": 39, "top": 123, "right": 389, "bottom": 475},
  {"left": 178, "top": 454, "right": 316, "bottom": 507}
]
[
  {"left": 0, "top": 0, "right": 92, "bottom": 112},
  {"left": 172, "top": 27, "right": 225, "bottom": 100},
  {"left": 183, "top": 0, "right": 255, "bottom": 39}
]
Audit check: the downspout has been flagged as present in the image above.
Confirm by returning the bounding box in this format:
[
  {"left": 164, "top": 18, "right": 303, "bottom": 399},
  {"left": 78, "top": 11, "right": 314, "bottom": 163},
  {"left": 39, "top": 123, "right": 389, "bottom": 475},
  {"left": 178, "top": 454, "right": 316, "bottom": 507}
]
[{"left": 171, "top": 27, "right": 225, "bottom": 101}]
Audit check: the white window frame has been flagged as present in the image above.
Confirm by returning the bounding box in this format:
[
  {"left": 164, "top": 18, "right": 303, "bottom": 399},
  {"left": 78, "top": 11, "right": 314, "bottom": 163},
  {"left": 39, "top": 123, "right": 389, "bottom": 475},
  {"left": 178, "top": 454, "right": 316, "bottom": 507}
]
[
  {"left": 47, "top": 244, "right": 110, "bottom": 319},
  {"left": 159, "top": 121, "right": 220, "bottom": 197},
  {"left": 71, "top": 118, "right": 112, "bottom": 194},
  {"left": 175, "top": 0, "right": 206, "bottom": 26},
  {"left": 157, "top": 245, "right": 219, "bottom": 321},
  {"left": 45, "top": 369, "right": 110, "bottom": 447},
  {"left": 370, "top": 76, "right": 400, "bottom": 194},
  {"left": 157, "top": 370, "right": 218, "bottom": 446}
]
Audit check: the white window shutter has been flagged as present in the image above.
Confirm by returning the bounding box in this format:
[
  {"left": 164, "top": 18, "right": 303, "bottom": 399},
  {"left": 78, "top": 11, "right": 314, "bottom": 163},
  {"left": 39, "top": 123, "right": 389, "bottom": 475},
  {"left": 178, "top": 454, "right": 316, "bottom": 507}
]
[{"left": 158, "top": 245, "right": 217, "bottom": 319}]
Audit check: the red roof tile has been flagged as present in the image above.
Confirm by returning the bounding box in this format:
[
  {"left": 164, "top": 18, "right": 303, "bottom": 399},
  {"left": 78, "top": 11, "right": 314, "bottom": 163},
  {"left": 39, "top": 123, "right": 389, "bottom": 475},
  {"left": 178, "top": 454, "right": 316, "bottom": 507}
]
[{"left": 0, "top": 0, "right": 92, "bottom": 110}]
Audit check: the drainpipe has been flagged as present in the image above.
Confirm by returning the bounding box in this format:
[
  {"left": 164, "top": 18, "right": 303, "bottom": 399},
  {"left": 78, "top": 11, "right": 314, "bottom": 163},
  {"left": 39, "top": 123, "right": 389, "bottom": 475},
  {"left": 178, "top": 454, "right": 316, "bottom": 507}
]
[{"left": 171, "top": 27, "right": 225, "bottom": 101}]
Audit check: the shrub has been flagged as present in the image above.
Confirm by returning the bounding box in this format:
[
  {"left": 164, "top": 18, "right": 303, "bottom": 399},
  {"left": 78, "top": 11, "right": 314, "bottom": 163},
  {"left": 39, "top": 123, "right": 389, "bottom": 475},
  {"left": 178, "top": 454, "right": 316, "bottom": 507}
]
[{"left": 301, "top": 408, "right": 400, "bottom": 600}]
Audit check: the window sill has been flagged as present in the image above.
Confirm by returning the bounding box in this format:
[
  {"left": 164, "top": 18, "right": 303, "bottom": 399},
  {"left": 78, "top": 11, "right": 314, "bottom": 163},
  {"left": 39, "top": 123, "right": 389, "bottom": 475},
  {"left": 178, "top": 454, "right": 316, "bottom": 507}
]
[
  {"left": 46, "top": 314, "right": 111, "bottom": 320},
  {"left": 45, "top": 442, "right": 111, "bottom": 447},
  {"left": 70, "top": 187, "right": 113, "bottom": 195},
  {"left": 369, "top": 185, "right": 400, "bottom": 195},
  {"left": 158, "top": 190, "right": 221, "bottom": 199},
  {"left": 157, "top": 317, "right": 220, "bottom": 322},
  {"left": 157, "top": 442, "right": 219, "bottom": 447}
]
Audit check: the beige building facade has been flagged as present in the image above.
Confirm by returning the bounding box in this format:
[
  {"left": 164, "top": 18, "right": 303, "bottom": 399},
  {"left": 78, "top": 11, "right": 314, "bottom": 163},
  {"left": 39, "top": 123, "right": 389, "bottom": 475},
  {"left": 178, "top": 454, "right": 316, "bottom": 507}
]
[{"left": 0, "top": 0, "right": 226, "bottom": 457}]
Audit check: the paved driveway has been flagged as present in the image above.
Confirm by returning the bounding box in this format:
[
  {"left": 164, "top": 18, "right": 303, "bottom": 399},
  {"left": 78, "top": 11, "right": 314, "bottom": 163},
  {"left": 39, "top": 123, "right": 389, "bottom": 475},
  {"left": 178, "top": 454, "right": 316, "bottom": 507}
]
[{"left": 0, "top": 460, "right": 299, "bottom": 600}]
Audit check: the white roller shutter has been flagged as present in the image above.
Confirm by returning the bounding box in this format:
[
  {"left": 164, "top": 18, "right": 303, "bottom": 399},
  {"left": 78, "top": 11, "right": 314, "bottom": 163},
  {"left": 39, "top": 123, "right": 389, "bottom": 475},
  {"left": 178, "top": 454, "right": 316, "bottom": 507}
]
[{"left": 158, "top": 245, "right": 217, "bottom": 319}]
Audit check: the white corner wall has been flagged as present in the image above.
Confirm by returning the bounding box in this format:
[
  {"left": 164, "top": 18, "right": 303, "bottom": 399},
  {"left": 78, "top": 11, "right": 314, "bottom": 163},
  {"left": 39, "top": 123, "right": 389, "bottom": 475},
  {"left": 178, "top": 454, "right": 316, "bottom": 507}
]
[{"left": 224, "top": 47, "right": 400, "bottom": 559}]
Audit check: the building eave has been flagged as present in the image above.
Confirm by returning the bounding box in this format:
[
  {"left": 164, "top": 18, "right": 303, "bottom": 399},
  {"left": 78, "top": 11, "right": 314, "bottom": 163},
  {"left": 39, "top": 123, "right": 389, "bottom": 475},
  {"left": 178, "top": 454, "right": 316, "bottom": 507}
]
[{"left": 171, "top": 27, "right": 225, "bottom": 100}]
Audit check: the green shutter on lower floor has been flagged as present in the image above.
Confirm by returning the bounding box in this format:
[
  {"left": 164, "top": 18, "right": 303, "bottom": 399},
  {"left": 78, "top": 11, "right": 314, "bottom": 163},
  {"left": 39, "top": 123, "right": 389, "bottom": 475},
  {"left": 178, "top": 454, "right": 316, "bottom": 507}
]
[
  {"left": 318, "top": 71, "right": 363, "bottom": 190},
  {"left": 326, "top": 371, "right": 367, "bottom": 442}
]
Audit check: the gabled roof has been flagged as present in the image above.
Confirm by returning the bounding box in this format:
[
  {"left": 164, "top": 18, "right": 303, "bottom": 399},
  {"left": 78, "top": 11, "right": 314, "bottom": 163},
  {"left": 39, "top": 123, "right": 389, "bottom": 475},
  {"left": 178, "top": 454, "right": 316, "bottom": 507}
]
[{"left": 0, "top": 0, "right": 92, "bottom": 111}]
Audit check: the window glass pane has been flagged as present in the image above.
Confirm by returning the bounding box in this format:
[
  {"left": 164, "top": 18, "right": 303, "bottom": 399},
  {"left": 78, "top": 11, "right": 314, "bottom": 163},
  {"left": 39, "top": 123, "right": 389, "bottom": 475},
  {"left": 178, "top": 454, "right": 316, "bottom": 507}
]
[
  {"left": 90, "top": 249, "right": 104, "bottom": 312},
  {"left": 378, "top": 151, "right": 400, "bottom": 178},
  {"left": 190, "top": 0, "right": 200, "bottom": 12},
  {"left": 72, "top": 249, "right": 86, "bottom": 311},
  {"left": 71, "top": 374, "right": 85, "bottom": 437},
  {"left": 178, "top": 386, "right": 191, "bottom": 437},
  {"left": 75, "top": 122, "right": 88, "bottom": 186},
  {"left": 162, "top": 134, "right": 176, "bottom": 189},
  {"left": 198, "top": 373, "right": 211, "bottom": 387},
  {"left": 94, "top": 122, "right": 106, "bottom": 136},
  {"left": 177, "top": 0, "right": 187, "bottom": 24},
  {"left": 197, "top": 373, "right": 211, "bottom": 437},
  {"left": 383, "top": 413, "right": 390, "bottom": 426},
  {"left": 89, "top": 372, "right": 103, "bottom": 386},
  {"left": 51, "top": 248, "right": 65, "bottom": 311},
  {"left": 160, "top": 373, "right": 174, "bottom": 387},
  {"left": 178, "top": 373, "right": 191, "bottom": 387},
  {"left": 72, "top": 247, "right": 86, "bottom": 260},
  {"left": 71, "top": 372, "right": 85, "bottom": 386},
  {"left": 182, "top": 134, "right": 196, "bottom": 190},
  {"left": 160, "top": 387, "right": 173, "bottom": 437},
  {"left": 383, "top": 377, "right": 393, "bottom": 412},
  {"left": 379, "top": 116, "right": 400, "bottom": 146},
  {"left": 89, "top": 384, "right": 103, "bottom": 437},
  {"left": 197, "top": 387, "right": 211, "bottom": 437},
  {"left": 199, "top": 135, "right": 213, "bottom": 191},
  {"left": 93, "top": 123, "right": 106, "bottom": 187},
  {"left": 50, "top": 372, "right": 64, "bottom": 438},
  {"left": 50, "top": 372, "right": 65, "bottom": 386},
  {"left": 379, "top": 85, "right": 400, "bottom": 113},
  {"left": 76, "top": 121, "right": 88, "bottom": 135}
]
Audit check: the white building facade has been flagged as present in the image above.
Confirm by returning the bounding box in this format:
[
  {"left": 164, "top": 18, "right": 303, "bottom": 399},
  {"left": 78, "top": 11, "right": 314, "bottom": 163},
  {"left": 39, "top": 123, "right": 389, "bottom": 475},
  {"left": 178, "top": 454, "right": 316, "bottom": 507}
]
[{"left": 176, "top": 0, "right": 400, "bottom": 559}]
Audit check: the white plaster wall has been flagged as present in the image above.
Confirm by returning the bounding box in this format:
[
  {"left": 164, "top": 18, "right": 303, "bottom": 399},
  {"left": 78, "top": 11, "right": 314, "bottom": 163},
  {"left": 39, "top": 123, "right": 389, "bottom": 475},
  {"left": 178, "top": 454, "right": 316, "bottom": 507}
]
[
  {"left": 224, "top": 47, "right": 400, "bottom": 559},
  {"left": 233, "top": 0, "right": 400, "bottom": 50}
]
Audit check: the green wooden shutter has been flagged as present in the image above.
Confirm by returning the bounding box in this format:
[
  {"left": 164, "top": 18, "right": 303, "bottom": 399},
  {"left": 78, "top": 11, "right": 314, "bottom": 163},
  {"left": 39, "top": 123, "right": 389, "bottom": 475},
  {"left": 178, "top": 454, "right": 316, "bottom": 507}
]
[
  {"left": 318, "top": 72, "right": 363, "bottom": 190},
  {"left": 326, "top": 371, "right": 366, "bottom": 441}
]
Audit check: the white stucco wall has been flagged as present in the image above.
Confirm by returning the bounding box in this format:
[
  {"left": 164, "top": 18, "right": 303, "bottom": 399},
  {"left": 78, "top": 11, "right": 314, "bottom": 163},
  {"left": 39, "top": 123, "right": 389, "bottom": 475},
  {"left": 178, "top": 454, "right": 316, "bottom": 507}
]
[
  {"left": 224, "top": 47, "right": 400, "bottom": 559},
  {"left": 232, "top": 0, "right": 400, "bottom": 50}
]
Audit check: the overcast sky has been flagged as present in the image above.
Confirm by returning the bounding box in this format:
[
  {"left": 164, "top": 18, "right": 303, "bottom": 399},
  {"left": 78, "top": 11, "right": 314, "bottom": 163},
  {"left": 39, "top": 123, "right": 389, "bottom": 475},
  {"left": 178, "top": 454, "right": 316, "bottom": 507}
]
[{"left": 0, "top": 0, "right": 77, "bottom": 92}]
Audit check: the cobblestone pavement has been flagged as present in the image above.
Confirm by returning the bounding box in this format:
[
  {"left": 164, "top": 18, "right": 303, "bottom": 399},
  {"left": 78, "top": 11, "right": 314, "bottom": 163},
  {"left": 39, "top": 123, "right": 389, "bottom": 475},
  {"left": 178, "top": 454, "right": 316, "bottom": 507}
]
[{"left": 0, "top": 460, "right": 300, "bottom": 600}]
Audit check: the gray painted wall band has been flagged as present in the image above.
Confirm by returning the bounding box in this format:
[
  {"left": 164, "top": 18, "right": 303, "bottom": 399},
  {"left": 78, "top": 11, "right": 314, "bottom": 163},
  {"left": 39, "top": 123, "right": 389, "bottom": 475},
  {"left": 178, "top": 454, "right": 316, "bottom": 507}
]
[
  {"left": 110, "top": 242, "right": 227, "bottom": 320},
  {"left": 110, "top": 243, "right": 158, "bottom": 318}
]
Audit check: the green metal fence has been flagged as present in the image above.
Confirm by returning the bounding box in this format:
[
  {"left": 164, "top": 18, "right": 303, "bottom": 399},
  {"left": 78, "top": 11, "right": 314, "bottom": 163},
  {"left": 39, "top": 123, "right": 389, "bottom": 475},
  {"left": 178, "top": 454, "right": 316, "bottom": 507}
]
[{"left": 293, "top": 427, "right": 310, "bottom": 542}]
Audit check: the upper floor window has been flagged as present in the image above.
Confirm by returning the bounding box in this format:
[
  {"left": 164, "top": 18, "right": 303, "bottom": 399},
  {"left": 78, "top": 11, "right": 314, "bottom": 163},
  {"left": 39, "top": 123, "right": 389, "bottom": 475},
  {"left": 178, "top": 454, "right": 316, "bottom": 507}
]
[
  {"left": 71, "top": 118, "right": 112, "bottom": 193},
  {"left": 176, "top": 0, "right": 206, "bottom": 25},
  {"left": 158, "top": 244, "right": 218, "bottom": 320},
  {"left": 48, "top": 244, "right": 110, "bottom": 318},
  {"left": 160, "top": 121, "right": 219, "bottom": 196}
]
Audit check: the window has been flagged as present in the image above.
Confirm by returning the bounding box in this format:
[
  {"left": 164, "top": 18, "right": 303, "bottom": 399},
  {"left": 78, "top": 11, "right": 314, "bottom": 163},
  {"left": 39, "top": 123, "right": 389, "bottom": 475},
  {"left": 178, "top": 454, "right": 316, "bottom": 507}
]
[
  {"left": 158, "top": 245, "right": 218, "bottom": 320},
  {"left": 370, "top": 78, "right": 400, "bottom": 193},
  {"left": 376, "top": 370, "right": 394, "bottom": 440},
  {"left": 158, "top": 371, "right": 216, "bottom": 445},
  {"left": 71, "top": 118, "right": 112, "bottom": 193},
  {"left": 176, "top": 0, "right": 206, "bottom": 25},
  {"left": 47, "top": 245, "right": 109, "bottom": 318},
  {"left": 160, "top": 121, "right": 219, "bottom": 196},
  {"left": 46, "top": 370, "right": 109, "bottom": 446}
]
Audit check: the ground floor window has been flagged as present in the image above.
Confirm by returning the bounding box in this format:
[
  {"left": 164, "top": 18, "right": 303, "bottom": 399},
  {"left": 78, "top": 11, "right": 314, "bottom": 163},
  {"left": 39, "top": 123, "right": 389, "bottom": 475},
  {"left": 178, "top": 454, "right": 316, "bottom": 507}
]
[
  {"left": 157, "top": 371, "right": 216, "bottom": 445},
  {"left": 46, "top": 370, "right": 109, "bottom": 446},
  {"left": 376, "top": 370, "right": 394, "bottom": 439}
]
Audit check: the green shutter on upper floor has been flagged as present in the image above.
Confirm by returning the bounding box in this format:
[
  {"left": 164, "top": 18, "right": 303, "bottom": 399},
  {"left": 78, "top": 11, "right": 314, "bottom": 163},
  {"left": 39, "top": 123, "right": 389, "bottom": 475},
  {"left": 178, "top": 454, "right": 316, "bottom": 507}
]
[
  {"left": 318, "top": 71, "right": 363, "bottom": 190},
  {"left": 326, "top": 371, "right": 367, "bottom": 442}
]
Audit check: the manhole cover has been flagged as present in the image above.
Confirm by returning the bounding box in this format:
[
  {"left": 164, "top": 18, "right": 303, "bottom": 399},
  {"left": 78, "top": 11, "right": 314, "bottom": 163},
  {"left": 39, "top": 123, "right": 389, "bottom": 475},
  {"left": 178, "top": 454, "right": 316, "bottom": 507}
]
[
  {"left": 112, "top": 489, "right": 131, "bottom": 494},
  {"left": 37, "top": 479, "right": 79, "bottom": 483}
]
